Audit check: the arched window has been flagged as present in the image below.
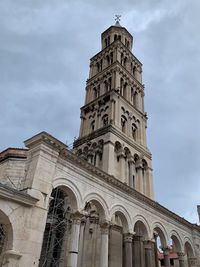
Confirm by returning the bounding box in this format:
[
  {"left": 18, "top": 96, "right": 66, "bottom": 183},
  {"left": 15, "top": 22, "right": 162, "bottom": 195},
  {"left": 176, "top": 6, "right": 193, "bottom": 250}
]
[
  {"left": 106, "top": 55, "right": 110, "bottom": 66},
  {"left": 133, "top": 66, "right": 136, "bottom": 77},
  {"left": 114, "top": 34, "right": 117, "bottom": 41},
  {"left": 104, "top": 38, "right": 108, "bottom": 47},
  {"left": 123, "top": 57, "right": 127, "bottom": 67},
  {"left": 91, "top": 120, "right": 95, "bottom": 132},
  {"left": 104, "top": 80, "right": 108, "bottom": 93},
  {"left": 118, "top": 35, "right": 121, "bottom": 41},
  {"left": 132, "top": 123, "right": 137, "bottom": 140},
  {"left": 134, "top": 91, "right": 138, "bottom": 107},
  {"left": 108, "top": 77, "right": 112, "bottom": 91},
  {"left": 96, "top": 62, "right": 100, "bottom": 73},
  {"left": 131, "top": 87, "right": 134, "bottom": 104},
  {"left": 120, "top": 78, "right": 124, "bottom": 95},
  {"left": 121, "top": 115, "right": 127, "bottom": 133},
  {"left": 123, "top": 83, "right": 127, "bottom": 98},
  {"left": 102, "top": 114, "right": 109, "bottom": 127},
  {"left": 120, "top": 53, "right": 124, "bottom": 64},
  {"left": 108, "top": 36, "right": 110, "bottom": 45},
  {"left": 93, "top": 87, "right": 97, "bottom": 99},
  {"left": 110, "top": 52, "right": 113, "bottom": 63}
]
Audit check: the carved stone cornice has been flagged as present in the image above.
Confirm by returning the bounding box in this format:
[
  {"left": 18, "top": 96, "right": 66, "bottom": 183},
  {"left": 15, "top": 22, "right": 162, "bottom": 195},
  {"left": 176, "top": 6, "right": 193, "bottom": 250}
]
[
  {"left": 0, "top": 183, "right": 38, "bottom": 206},
  {"left": 25, "top": 132, "right": 200, "bottom": 233}
]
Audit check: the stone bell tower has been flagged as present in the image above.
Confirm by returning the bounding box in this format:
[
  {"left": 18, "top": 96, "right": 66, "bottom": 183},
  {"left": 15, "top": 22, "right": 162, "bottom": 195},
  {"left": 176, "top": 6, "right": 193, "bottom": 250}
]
[{"left": 74, "top": 18, "right": 154, "bottom": 199}]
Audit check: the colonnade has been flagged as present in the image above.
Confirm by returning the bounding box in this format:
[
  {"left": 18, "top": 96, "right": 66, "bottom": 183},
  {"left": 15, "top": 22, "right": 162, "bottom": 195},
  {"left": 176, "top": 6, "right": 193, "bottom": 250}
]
[{"left": 66, "top": 214, "right": 197, "bottom": 267}]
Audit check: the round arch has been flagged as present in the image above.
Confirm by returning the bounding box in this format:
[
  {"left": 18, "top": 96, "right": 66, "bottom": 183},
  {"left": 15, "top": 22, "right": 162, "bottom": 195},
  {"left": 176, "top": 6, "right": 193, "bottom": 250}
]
[
  {"left": 152, "top": 222, "right": 168, "bottom": 247},
  {"left": 169, "top": 230, "right": 183, "bottom": 252},
  {"left": 133, "top": 215, "right": 151, "bottom": 239},
  {"left": 82, "top": 192, "right": 109, "bottom": 221},
  {"left": 184, "top": 238, "right": 195, "bottom": 257},
  {"left": 52, "top": 177, "right": 83, "bottom": 210},
  {"left": 109, "top": 204, "right": 132, "bottom": 233},
  {"left": 0, "top": 209, "right": 13, "bottom": 258}
]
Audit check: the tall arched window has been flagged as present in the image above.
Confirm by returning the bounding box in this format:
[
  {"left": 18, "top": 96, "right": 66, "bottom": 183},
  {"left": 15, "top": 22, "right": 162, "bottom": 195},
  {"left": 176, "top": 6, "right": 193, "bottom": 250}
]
[
  {"left": 106, "top": 55, "right": 110, "bottom": 66},
  {"left": 102, "top": 114, "right": 109, "bottom": 127},
  {"left": 121, "top": 115, "right": 127, "bottom": 133},
  {"left": 120, "top": 78, "right": 124, "bottom": 95},
  {"left": 108, "top": 77, "right": 112, "bottom": 91},
  {"left": 91, "top": 120, "right": 95, "bottom": 132},
  {"left": 132, "top": 123, "right": 137, "bottom": 140}
]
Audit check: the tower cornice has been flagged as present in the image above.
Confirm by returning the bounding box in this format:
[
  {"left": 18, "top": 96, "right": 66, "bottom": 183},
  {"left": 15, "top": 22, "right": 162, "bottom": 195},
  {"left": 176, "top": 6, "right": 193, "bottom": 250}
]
[{"left": 90, "top": 40, "right": 142, "bottom": 67}]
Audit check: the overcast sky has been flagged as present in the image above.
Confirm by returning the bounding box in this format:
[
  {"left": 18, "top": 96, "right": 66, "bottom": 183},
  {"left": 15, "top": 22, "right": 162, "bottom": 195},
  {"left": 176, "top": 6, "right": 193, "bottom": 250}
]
[{"left": 0, "top": 0, "right": 200, "bottom": 224}]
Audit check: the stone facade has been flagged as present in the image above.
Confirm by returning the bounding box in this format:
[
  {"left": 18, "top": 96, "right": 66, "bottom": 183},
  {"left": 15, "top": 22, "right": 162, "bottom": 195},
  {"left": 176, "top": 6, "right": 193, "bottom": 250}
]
[{"left": 0, "top": 21, "right": 200, "bottom": 267}]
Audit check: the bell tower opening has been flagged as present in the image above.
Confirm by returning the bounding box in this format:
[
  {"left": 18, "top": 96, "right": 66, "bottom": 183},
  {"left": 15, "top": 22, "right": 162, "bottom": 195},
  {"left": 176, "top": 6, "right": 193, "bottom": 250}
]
[{"left": 73, "top": 18, "right": 154, "bottom": 199}]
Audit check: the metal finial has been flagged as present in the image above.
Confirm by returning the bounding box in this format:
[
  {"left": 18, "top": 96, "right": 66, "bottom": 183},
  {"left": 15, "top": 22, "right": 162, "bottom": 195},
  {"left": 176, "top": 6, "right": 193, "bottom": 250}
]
[{"left": 115, "top": 15, "right": 121, "bottom": 24}]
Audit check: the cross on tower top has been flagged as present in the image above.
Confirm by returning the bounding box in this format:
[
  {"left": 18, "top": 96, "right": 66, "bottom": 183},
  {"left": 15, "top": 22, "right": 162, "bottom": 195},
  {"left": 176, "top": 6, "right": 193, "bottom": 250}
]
[{"left": 115, "top": 15, "right": 121, "bottom": 24}]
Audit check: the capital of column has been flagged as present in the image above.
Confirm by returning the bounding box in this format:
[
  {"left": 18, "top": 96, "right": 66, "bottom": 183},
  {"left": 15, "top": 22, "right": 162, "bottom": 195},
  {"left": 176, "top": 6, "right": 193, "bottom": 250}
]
[
  {"left": 188, "top": 257, "right": 197, "bottom": 265},
  {"left": 100, "top": 221, "right": 110, "bottom": 235},
  {"left": 71, "top": 211, "right": 84, "bottom": 225},
  {"left": 177, "top": 252, "right": 185, "bottom": 263},
  {"left": 123, "top": 233, "right": 134, "bottom": 243}
]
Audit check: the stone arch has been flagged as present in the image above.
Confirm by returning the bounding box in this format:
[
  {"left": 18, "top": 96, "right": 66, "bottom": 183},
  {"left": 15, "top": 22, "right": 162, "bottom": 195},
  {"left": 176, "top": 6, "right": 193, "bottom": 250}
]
[
  {"left": 109, "top": 204, "right": 132, "bottom": 233},
  {"left": 0, "top": 210, "right": 13, "bottom": 256},
  {"left": 152, "top": 222, "right": 168, "bottom": 247},
  {"left": 184, "top": 238, "right": 195, "bottom": 257},
  {"left": 124, "top": 147, "right": 131, "bottom": 157},
  {"left": 82, "top": 193, "right": 109, "bottom": 221},
  {"left": 115, "top": 141, "right": 122, "bottom": 153},
  {"left": 169, "top": 230, "right": 183, "bottom": 252},
  {"left": 133, "top": 215, "right": 151, "bottom": 239},
  {"left": 52, "top": 177, "right": 82, "bottom": 211}
]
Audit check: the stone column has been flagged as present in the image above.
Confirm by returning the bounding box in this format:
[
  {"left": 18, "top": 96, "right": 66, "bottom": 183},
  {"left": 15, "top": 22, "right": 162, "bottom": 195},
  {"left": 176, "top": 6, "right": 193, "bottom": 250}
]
[
  {"left": 136, "top": 165, "right": 144, "bottom": 194},
  {"left": 124, "top": 233, "right": 133, "bottom": 267},
  {"left": 133, "top": 235, "right": 145, "bottom": 267},
  {"left": 77, "top": 217, "right": 86, "bottom": 267},
  {"left": 128, "top": 157, "right": 135, "bottom": 188},
  {"left": 119, "top": 152, "right": 126, "bottom": 183},
  {"left": 144, "top": 240, "right": 154, "bottom": 267},
  {"left": 99, "top": 221, "right": 110, "bottom": 267},
  {"left": 95, "top": 149, "right": 102, "bottom": 168},
  {"left": 110, "top": 98, "right": 116, "bottom": 124},
  {"left": 176, "top": 252, "right": 186, "bottom": 267},
  {"left": 161, "top": 247, "right": 170, "bottom": 267},
  {"left": 67, "top": 212, "right": 82, "bottom": 267}
]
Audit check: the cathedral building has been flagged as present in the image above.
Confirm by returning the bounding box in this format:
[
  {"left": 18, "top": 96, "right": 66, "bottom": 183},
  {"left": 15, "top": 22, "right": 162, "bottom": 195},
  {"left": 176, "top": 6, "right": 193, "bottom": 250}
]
[{"left": 0, "top": 20, "right": 200, "bottom": 267}]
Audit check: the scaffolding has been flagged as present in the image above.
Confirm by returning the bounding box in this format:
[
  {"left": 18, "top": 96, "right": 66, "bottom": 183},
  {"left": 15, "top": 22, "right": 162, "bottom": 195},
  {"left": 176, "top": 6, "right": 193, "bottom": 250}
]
[
  {"left": 0, "top": 224, "right": 5, "bottom": 255},
  {"left": 39, "top": 188, "right": 71, "bottom": 267}
]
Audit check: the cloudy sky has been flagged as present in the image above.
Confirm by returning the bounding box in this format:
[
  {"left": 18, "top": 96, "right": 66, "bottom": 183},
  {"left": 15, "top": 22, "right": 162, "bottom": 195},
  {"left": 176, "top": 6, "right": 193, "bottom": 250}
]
[{"left": 0, "top": 0, "right": 200, "bottom": 223}]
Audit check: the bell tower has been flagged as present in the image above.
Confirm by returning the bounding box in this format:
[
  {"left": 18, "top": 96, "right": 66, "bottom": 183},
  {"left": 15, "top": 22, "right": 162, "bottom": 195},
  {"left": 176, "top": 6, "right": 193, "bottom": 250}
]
[{"left": 74, "top": 18, "right": 154, "bottom": 199}]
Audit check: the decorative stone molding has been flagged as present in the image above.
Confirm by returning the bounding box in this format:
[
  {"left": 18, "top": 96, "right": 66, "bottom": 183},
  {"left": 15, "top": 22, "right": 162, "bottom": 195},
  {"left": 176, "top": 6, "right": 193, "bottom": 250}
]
[
  {"left": 100, "top": 221, "right": 110, "bottom": 234},
  {"left": 123, "top": 233, "right": 134, "bottom": 243}
]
